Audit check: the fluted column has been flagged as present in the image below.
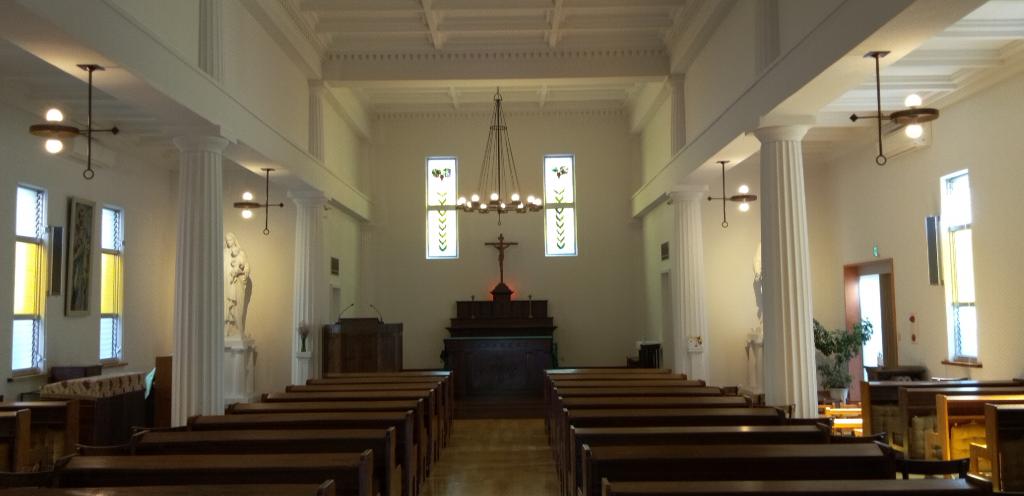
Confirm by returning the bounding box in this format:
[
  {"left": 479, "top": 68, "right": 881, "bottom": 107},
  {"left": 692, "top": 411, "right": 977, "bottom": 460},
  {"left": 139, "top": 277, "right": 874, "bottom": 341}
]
[
  {"left": 291, "top": 189, "right": 328, "bottom": 384},
  {"left": 198, "top": 0, "right": 223, "bottom": 82},
  {"left": 309, "top": 84, "right": 325, "bottom": 162},
  {"left": 671, "top": 186, "right": 710, "bottom": 382},
  {"left": 171, "top": 135, "right": 229, "bottom": 425},
  {"left": 669, "top": 74, "right": 686, "bottom": 155},
  {"left": 755, "top": 124, "right": 817, "bottom": 418}
]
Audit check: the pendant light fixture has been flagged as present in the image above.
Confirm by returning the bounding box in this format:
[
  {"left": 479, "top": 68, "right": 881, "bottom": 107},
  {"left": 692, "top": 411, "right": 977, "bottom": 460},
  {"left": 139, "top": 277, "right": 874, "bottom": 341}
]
[
  {"left": 849, "top": 51, "right": 939, "bottom": 166},
  {"left": 457, "top": 88, "right": 542, "bottom": 225},
  {"left": 707, "top": 160, "right": 757, "bottom": 228},
  {"left": 234, "top": 168, "right": 284, "bottom": 235},
  {"left": 29, "top": 64, "right": 120, "bottom": 179}
]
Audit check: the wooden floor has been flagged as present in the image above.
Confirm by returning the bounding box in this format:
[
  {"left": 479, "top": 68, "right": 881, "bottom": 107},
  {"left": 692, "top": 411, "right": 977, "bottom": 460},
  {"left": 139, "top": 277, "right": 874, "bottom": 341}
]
[{"left": 422, "top": 419, "right": 560, "bottom": 496}]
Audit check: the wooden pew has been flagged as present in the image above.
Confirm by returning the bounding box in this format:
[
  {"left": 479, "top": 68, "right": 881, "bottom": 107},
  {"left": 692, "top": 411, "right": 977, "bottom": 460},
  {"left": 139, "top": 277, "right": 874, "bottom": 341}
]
[
  {"left": 931, "top": 394, "right": 1024, "bottom": 462},
  {"left": 569, "top": 424, "right": 830, "bottom": 496},
  {"left": 897, "top": 386, "right": 1024, "bottom": 458},
  {"left": 860, "top": 380, "right": 1020, "bottom": 440},
  {"left": 0, "top": 410, "right": 32, "bottom": 472},
  {"left": 985, "top": 404, "right": 1024, "bottom": 492},
  {"left": 189, "top": 411, "right": 416, "bottom": 496},
  {"left": 0, "top": 483, "right": 337, "bottom": 495},
  {"left": 600, "top": 479, "right": 991, "bottom": 495},
  {"left": 0, "top": 402, "right": 79, "bottom": 467},
  {"left": 546, "top": 368, "right": 673, "bottom": 375},
  {"left": 55, "top": 452, "right": 371, "bottom": 496},
  {"left": 229, "top": 399, "right": 430, "bottom": 472},
  {"left": 128, "top": 428, "right": 401, "bottom": 496},
  {"left": 580, "top": 443, "right": 894, "bottom": 496},
  {"left": 549, "top": 380, "right": 705, "bottom": 389}
]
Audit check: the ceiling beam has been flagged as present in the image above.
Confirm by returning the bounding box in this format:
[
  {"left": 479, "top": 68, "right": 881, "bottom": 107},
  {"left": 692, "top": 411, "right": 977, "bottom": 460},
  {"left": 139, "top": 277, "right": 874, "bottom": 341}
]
[
  {"left": 547, "top": 0, "right": 564, "bottom": 48},
  {"left": 936, "top": 19, "right": 1024, "bottom": 39},
  {"left": 420, "top": 0, "right": 445, "bottom": 49},
  {"left": 897, "top": 48, "right": 1003, "bottom": 68}
]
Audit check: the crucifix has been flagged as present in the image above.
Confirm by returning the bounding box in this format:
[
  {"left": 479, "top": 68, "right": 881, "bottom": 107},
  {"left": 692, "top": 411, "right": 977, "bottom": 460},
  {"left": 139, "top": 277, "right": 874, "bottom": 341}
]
[{"left": 485, "top": 233, "right": 518, "bottom": 283}]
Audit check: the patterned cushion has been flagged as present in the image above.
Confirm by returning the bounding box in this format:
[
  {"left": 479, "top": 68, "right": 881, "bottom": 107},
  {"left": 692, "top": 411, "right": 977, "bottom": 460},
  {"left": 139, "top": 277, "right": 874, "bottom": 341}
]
[{"left": 39, "top": 372, "right": 146, "bottom": 399}]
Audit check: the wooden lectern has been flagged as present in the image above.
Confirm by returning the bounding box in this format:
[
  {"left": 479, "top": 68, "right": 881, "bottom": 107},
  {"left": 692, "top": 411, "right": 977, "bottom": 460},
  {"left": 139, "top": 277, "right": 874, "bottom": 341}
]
[{"left": 322, "top": 318, "right": 403, "bottom": 374}]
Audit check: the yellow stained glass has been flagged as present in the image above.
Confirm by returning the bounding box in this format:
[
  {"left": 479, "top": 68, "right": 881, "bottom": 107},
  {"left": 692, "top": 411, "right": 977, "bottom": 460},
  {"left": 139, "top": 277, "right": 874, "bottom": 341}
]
[
  {"left": 13, "top": 241, "right": 42, "bottom": 315},
  {"left": 100, "top": 252, "right": 122, "bottom": 315}
]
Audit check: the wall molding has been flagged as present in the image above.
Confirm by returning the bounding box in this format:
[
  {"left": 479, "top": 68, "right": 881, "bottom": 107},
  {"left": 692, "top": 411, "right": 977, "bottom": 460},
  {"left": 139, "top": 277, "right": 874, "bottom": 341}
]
[{"left": 374, "top": 108, "right": 626, "bottom": 120}]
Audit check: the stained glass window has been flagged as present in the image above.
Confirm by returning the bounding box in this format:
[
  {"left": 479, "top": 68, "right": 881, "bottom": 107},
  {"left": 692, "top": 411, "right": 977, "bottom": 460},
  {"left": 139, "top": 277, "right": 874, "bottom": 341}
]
[
  {"left": 940, "top": 170, "right": 978, "bottom": 361},
  {"left": 544, "top": 155, "right": 578, "bottom": 256},
  {"left": 99, "top": 207, "right": 123, "bottom": 362},
  {"left": 12, "top": 185, "right": 45, "bottom": 372},
  {"left": 426, "top": 157, "right": 458, "bottom": 259}
]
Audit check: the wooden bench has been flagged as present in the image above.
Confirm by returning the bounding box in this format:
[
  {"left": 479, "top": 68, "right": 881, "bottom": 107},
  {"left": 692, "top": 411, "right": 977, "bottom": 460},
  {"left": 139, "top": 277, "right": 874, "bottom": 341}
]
[
  {"left": 599, "top": 478, "right": 991, "bottom": 495},
  {"left": 0, "top": 402, "right": 79, "bottom": 467},
  {"left": 317, "top": 371, "right": 453, "bottom": 435},
  {"left": 897, "top": 386, "right": 1024, "bottom": 457},
  {"left": 546, "top": 368, "right": 673, "bottom": 375},
  {"left": 568, "top": 424, "right": 830, "bottom": 496},
  {"left": 548, "top": 387, "right": 724, "bottom": 441},
  {"left": 985, "top": 404, "right": 1024, "bottom": 491},
  {"left": 54, "top": 453, "right": 371, "bottom": 496},
  {"left": 188, "top": 411, "right": 416, "bottom": 496},
  {"left": 129, "top": 428, "right": 401, "bottom": 496},
  {"left": 0, "top": 410, "right": 31, "bottom": 472},
  {"left": 0, "top": 483, "right": 336, "bottom": 495},
  {"left": 930, "top": 394, "right": 1024, "bottom": 462},
  {"left": 580, "top": 443, "right": 894, "bottom": 496}
]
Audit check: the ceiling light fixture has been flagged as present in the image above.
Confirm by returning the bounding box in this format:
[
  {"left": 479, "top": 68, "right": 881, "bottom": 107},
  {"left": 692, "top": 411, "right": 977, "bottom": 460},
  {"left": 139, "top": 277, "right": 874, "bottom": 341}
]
[
  {"left": 707, "top": 160, "right": 757, "bottom": 228},
  {"left": 457, "top": 88, "right": 542, "bottom": 225},
  {"left": 849, "top": 51, "right": 939, "bottom": 166},
  {"left": 234, "top": 168, "right": 284, "bottom": 235},
  {"left": 28, "top": 64, "right": 120, "bottom": 180}
]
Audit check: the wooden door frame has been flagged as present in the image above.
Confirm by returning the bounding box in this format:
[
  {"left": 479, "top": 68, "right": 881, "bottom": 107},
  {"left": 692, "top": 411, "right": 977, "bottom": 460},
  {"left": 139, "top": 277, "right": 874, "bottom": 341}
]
[{"left": 843, "top": 259, "right": 898, "bottom": 402}]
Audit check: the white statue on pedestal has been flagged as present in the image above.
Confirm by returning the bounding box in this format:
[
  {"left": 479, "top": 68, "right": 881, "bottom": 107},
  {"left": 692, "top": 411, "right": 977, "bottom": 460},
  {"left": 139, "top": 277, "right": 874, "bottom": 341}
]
[
  {"left": 223, "top": 232, "right": 256, "bottom": 407},
  {"left": 746, "top": 242, "right": 765, "bottom": 393}
]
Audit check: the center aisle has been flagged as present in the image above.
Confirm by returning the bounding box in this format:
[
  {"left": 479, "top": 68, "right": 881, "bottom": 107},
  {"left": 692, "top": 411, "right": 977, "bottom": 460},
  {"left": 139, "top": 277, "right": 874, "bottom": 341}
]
[{"left": 422, "top": 418, "right": 560, "bottom": 496}]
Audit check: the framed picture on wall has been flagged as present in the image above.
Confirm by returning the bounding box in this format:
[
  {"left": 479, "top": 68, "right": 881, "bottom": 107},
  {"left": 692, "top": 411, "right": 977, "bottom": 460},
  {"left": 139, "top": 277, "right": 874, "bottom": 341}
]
[{"left": 66, "top": 197, "right": 95, "bottom": 316}]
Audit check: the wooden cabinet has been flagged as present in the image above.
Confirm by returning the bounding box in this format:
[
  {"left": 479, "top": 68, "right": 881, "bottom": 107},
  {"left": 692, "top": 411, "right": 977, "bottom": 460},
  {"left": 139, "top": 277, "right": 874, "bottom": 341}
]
[{"left": 322, "top": 319, "right": 403, "bottom": 374}]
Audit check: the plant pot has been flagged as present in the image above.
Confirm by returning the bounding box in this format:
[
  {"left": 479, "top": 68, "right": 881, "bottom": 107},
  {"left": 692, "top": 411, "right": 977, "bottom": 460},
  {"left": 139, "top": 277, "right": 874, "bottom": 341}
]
[{"left": 829, "top": 387, "right": 849, "bottom": 404}]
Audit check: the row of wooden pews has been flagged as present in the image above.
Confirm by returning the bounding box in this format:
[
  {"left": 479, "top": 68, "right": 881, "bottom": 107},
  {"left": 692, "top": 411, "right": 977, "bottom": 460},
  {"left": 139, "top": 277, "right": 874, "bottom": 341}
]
[
  {"left": 0, "top": 370, "right": 454, "bottom": 496},
  {"left": 545, "top": 368, "right": 995, "bottom": 496}
]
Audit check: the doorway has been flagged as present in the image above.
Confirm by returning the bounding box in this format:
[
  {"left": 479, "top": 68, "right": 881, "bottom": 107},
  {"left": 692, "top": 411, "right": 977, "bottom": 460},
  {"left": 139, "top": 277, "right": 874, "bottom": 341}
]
[{"left": 844, "top": 259, "right": 897, "bottom": 401}]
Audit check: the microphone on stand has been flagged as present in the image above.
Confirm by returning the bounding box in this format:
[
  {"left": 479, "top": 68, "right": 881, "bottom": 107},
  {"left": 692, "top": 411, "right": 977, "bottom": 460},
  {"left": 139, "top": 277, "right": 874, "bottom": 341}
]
[
  {"left": 369, "top": 304, "right": 384, "bottom": 323},
  {"left": 337, "top": 303, "right": 355, "bottom": 321}
]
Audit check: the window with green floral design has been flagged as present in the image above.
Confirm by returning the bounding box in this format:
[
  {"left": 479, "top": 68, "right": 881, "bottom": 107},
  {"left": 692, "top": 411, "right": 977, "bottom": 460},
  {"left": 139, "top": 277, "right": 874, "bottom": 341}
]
[
  {"left": 544, "top": 155, "right": 577, "bottom": 257},
  {"left": 426, "top": 157, "right": 458, "bottom": 259}
]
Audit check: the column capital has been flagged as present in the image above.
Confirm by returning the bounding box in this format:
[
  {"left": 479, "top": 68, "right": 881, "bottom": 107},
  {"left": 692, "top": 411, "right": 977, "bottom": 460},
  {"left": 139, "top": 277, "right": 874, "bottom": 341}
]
[
  {"left": 173, "top": 135, "right": 229, "bottom": 153},
  {"left": 669, "top": 72, "right": 686, "bottom": 84},
  {"left": 668, "top": 184, "right": 707, "bottom": 203},
  {"left": 753, "top": 125, "right": 809, "bottom": 144},
  {"left": 309, "top": 80, "right": 328, "bottom": 97},
  {"left": 289, "top": 188, "right": 329, "bottom": 207}
]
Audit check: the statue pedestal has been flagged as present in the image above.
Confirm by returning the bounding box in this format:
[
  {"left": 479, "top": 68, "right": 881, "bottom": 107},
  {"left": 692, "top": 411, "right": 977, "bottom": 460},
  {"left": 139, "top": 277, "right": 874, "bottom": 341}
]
[
  {"left": 745, "top": 327, "right": 764, "bottom": 394},
  {"left": 293, "top": 350, "right": 313, "bottom": 385},
  {"left": 224, "top": 335, "right": 256, "bottom": 407}
]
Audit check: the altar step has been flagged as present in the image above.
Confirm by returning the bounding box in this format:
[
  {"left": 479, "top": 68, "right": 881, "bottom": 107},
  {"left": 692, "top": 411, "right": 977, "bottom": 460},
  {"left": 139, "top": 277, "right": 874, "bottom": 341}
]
[{"left": 455, "top": 395, "right": 545, "bottom": 419}]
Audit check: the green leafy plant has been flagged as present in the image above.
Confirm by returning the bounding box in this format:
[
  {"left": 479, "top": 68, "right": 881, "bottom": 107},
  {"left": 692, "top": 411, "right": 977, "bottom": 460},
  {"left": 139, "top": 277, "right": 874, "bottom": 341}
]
[{"left": 813, "top": 319, "right": 873, "bottom": 389}]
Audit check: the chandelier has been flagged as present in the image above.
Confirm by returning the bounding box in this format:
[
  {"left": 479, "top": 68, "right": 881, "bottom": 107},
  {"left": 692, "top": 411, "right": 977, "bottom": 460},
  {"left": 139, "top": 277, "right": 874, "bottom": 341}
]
[
  {"left": 457, "top": 89, "right": 542, "bottom": 225},
  {"left": 233, "top": 168, "right": 284, "bottom": 235},
  {"left": 707, "top": 160, "right": 757, "bottom": 228}
]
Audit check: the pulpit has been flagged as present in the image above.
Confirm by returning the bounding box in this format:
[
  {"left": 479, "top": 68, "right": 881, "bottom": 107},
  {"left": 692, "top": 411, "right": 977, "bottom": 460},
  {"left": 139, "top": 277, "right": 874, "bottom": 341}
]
[
  {"left": 443, "top": 281, "right": 556, "bottom": 399},
  {"left": 322, "top": 318, "right": 403, "bottom": 374}
]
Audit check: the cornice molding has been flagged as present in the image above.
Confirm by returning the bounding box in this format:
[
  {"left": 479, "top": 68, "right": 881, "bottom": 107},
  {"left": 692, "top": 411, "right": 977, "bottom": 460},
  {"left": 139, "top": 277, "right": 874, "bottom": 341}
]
[
  {"left": 328, "top": 47, "right": 666, "bottom": 62},
  {"left": 278, "top": 0, "right": 327, "bottom": 55},
  {"left": 374, "top": 108, "right": 626, "bottom": 121}
]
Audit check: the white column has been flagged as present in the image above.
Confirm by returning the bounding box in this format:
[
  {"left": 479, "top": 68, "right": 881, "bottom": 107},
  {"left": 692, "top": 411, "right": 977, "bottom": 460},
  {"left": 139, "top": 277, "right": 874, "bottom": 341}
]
[
  {"left": 198, "top": 0, "right": 223, "bottom": 82},
  {"left": 671, "top": 186, "right": 710, "bottom": 382},
  {"left": 755, "top": 124, "right": 818, "bottom": 417},
  {"left": 309, "top": 83, "right": 325, "bottom": 162},
  {"left": 291, "top": 189, "right": 329, "bottom": 384},
  {"left": 171, "top": 135, "right": 229, "bottom": 425},
  {"left": 669, "top": 74, "right": 687, "bottom": 155}
]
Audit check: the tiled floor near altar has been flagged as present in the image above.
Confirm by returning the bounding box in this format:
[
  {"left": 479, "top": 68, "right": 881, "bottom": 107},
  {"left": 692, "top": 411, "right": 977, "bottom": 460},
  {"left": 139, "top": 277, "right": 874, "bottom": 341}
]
[{"left": 421, "top": 418, "right": 560, "bottom": 496}]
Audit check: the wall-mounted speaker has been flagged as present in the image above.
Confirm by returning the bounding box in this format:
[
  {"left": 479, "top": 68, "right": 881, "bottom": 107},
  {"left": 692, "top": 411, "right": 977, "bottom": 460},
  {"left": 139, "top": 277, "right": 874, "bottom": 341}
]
[{"left": 925, "top": 216, "right": 942, "bottom": 286}]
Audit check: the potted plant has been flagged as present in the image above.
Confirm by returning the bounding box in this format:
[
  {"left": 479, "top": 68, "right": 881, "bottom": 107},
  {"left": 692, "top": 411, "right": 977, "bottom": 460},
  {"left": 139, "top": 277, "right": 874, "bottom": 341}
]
[{"left": 813, "top": 319, "right": 873, "bottom": 403}]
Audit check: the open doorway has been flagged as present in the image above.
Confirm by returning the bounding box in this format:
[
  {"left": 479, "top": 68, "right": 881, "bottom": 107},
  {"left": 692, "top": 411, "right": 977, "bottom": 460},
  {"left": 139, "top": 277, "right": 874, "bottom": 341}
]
[{"left": 844, "top": 259, "right": 897, "bottom": 402}]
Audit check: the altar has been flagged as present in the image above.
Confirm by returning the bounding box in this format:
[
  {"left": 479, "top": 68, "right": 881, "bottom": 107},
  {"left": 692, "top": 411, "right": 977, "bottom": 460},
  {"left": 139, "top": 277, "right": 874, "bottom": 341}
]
[{"left": 442, "top": 234, "right": 557, "bottom": 401}]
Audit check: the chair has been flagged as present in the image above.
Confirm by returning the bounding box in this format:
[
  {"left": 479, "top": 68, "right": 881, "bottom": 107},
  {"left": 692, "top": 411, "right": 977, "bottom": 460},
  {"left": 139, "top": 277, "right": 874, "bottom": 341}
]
[{"left": 895, "top": 457, "right": 970, "bottom": 479}]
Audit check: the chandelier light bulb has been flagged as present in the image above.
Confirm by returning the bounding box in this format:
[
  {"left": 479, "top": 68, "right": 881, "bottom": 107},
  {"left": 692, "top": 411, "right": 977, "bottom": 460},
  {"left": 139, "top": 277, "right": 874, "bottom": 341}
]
[
  {"left": 904, "top": 94, "right": 922, "bottom": 108},
  {"left": 480, "top": 203, "right": 488, "bottom": 210},
  {"left": 241, "top": 209, "right": 254, "bottom": 219},
  {"left": 518, "top": 202, "right": 525, "bottom": 209},
  {"left": 738, "top": 202, "right": 751, "bottom": 213},
  {"left": 904, "top": 123, "right": 924, "bottom": 139},
  {"left": 471, "top": 194, "right": 480, "bottom": 203},
  {"left": 457, "top": 197, "right": 466, "bottom": 205},
  {"left": 737, "top": 184, "right": 750, "bottom": 194},
  {"left": 500, "top": 202, "right": 506, "bottom": 209},
  {"left": 45, "top": 108, "right": 64, "bottom": 122},
  {"left": 490, "top": 192, "right": 499, "bottom": 201},
  {"left": 242, "top": 191, "right": 254, "bottom": 201},
  {"left": 511, "top": 193, "right": 520, "bottom": 202},
  {"left": 44, "top": 139, "right": 64, "bottom": 154}
]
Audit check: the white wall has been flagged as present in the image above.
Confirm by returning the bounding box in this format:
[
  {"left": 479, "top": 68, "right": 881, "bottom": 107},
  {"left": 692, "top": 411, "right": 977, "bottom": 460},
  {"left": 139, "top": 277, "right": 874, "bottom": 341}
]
[
  {"left": 369, "top": 111, "right": 644, "bottom": 368},
  {"left": 0, "top": 103, "right": 176, "bottom": 399},
  {"left": 816, "top": 70, "right": 1024, "bottom": 380},
  {"left": 108, "top": 0, "right": 199, "bottom": 67}
]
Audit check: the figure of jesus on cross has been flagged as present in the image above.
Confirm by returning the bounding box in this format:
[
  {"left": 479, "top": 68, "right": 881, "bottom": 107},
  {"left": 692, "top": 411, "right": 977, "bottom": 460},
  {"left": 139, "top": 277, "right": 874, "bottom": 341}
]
[{"left": 485, "top": 233, "right": 518, "bottom": 284}]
